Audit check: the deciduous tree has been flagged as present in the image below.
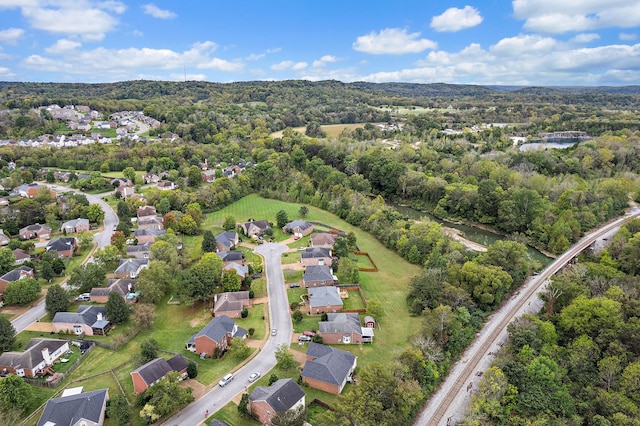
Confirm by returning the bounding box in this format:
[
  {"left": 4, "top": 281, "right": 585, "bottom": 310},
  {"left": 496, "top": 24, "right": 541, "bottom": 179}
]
[
  {"left": 45, "top": 284, "right": 69, "bottom": 317},
  {"left": 0, "top": 374, "right": 34, "bottom": 413},
  {"left": 0, "top": 316, "right": 16, "bottom": 351}
]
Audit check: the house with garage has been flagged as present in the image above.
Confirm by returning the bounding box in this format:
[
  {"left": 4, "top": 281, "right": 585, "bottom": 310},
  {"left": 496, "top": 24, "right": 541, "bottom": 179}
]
[
  {"left": 37, "top": 388, "right": 109, "bottom": 426},
  {"left": 186, "top": 315, "right": 246, "bottom": 357},
  {"left": 12, "top": 248, "right": 31, "bottom": 265},
  {"left": 137, "top": 215, "right": 164, "bottom": 230},
  {"left": 114, "top": 258, "right": 149, "bottom": 279},
  {"left": 0, "top": 338, "right": 70, "bottom": 378},
  {"left": 308, "top": 286, "right": 343, "bottom": 315},
  {"left": 216, "top": 250, "right": 244, "bottom": 265},
  {"left": 130, "top": 354, "right": 189, "bottom": 393},
  {"left": 249, "top": 378, "right": 306, "bottom": 425},
  {"left": 310, "top": 232, "right": 337, "bottom": 248},
  {"left": 126, "top": 242, "right": 152, "bottom": 259},
  {"left": 52, "top": 305, "right": 112, "bottom": 336},
  {"left": 137, "top": 205, "right": 157, "bottom": 219},
  {"left": 239, "top": 219, "right": 271, "bottom": 238},
  {"left": 19, "top": 223, "right": 51, "bottom": 240},
  {"left": 157, "top": 181, "right": 176, "bottom": 191},
  {"left": 90, "top": 278, "right": 136, "bottom": 303},
  {"left": 201, "top": 170, "right": 216, "bottom": 183},
  {"left": 0, "top": 266, "right": 34, "bottom": 294},
  {"left": 282, "top": 220, "right": 314, "bottom": 239},
  {"left": 60, "top": 218, "right": 90, "bottom": 234},
  {"left": 46, "top": 237, "right": 77, "bottom": 258},
  {"left": 318, "top": 313, "right": 374, "bottom": 344},
  {"left": 215, "top": 231, "right": 239, "bottom": 252},
  {"left": 223, "top": 262, "right": 249, "bottom": 279},
  {"left": 133, "top": 228, "right": 165, "bottom": 244},
  {"left": 300, "top": 247, "right": 333, "bottom": 267},
  {"left": 301, "top": 342, "right": 357, "bottom": 394},
  {"left": 213, "top": 291, "right": 250, "bottom": 318},
  {"left": 302, "top": 265, "right": 337, "bottom": 288}
]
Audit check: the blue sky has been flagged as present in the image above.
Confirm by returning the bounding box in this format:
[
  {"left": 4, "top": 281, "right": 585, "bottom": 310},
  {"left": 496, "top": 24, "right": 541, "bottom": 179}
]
[{"left": 0, "top": 0, "right": 638, "bottom": 86}]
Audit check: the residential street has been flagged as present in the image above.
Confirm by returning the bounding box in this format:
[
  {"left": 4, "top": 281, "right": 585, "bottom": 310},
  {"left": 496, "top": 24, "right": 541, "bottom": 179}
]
[{"left": 161, "top": 242, "right": 290, "bottom": 426}]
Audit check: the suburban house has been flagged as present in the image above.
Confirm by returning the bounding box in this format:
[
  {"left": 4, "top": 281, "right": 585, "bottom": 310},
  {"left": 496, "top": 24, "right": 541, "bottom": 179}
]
[
  {"left": 16, "top": 183, "right": 56, "bottom": 199},
  {"left": 301, "top": 342, "right": 357, "bottom": 394},
  {"left": 302, "top": 265, "right": 337, "bottom": 288},
  {"left": 46, "top": 237, "right": 77, "bottom": 258},
  {"left": 310, "top": 232, "right": 337, "bottom": 248},
  {"left": 134, "top": 228, "right": 166, "bottom": 244},
  {"left": 126, "top": 242, "right": 152, "bottom": 259},
  {"left": 52, "top": 305, "right": 112, "bottom": 336},
  {"left": 12, "top": 248, "right": 31, "bottom": 265},
  {"left": 37, "top": 388, "right": 109, "bottom": 426},
  {"left": 239, "top": 219, "right": 271, "bottom": 238},
  {"left": 137, "top": 205, "right": 157, "bottom": 219},
  {"left": 114, "top": 258, "right": 149, "bottom": 279},
  {"left": 19, "top": 223, "right": 51, "bottom": 240},
  {"left": 216, "top": 250, "right": 244, "bottom": 265},
  {"left": 308, "top": 286, "right": 343, "bottom": 314},
  {"left": 90, "top": 278, "right": 136, "bottom": 303},
  {"left": 115, "top": 185, "right": 135, "bottom": 199},
  {"left": 0, "top": 229, "right": 9, "bottom": 246},
  {"left": 318, "top": 313, "right": 374, "bottom": 344},
  {"left": 137, "top": 215, "right": 164, "bottom": 230},
  {"left": 0, "top": 338, "right": 70, "bottom": 377},
  {"left": 223, "top": 262, "right": 249, "bottom": 279},
  {"left": 282, "top": 220, "right": 314, "bottom": 239},
  {"left": 213, "top": 291, "right": 250, "bottom": 318},
  {"left": 60, "top": 218, "right": 90, "bottom": 233},
  {"left": 111, "top": 178, "right": 132, "bottom": 188},
  {"left": 143, "top": 172, "right": 162, "bottom": 184},
  {"left": 248, "top": 378, "right": 306, "bottom": 425},
  {"left": 215, "top": 231, "right": 239, "bottom": 252},
  {"left": 130, "top": 354, "right": 189, "bottom": 394},
  {"left": 300, "top": 247, "right": 333, "bottom": 267},
  {"left": 157, "top": 181, "right": 176, "bottom": 191},
  {"left": 201, "top": 170, "right": 216, "bottom": 183},
  {"left": 0, "top": 266, "right": 35, "bottom": 294},
  {"left": 186, "top": 316, "right": 246, "bottom": 357}
]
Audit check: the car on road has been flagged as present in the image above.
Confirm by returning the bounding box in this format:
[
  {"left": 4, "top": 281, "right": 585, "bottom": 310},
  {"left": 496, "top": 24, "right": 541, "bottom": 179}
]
[
  {"left": 248, "top": 372, "right": 261, "bottom": 383},
  {"left": 271, "top": 328, "right": 277, "bottom": 336},
  {"left": 219, "top": 373, "right": 234, "bottom": 387}
]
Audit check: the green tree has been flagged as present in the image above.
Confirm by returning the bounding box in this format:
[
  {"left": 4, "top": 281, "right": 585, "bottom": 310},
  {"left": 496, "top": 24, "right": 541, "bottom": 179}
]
[
  {"left": 187, "top": 361, "right": 198, "bottom": 379},
  {"left": 223, "top": 216, "right": 236, "bottom": 231},
  {"left": 481, "top": 240, "right": 529, "bottom": 285},
  {"left": 292, "top": 309, "right": 303, "bottom": 322},
  {"left": 332, "top": 237, "right": 349, "bottom": 259},
  {"left": 93, "top": 245, "right": 120, "bottom": 269},
  {"left": 299, "top": 206, "right": 309, "bottom": 218},
  {"left": 272, "top": 405, "right": 308, "bottom": 426},
  {"left": 122, "top": 167, "right": 136, "bottom": 183},
  {"left": 0, "top": 248, "right": 16, "bottom": 275},
  {"left": 558, "top": 295, "right": 623, "bottom": 341},
  {"left": 106, "top": 292, "right": 130, "bottom": 324},
  {"left": 140, "top": 338, "right": 159, "bottom": 364},
  {"left": 106, "top": 394, "right": 131, "bottom": 426},
  {"left": 366, "top": 298, "right": 384, "bottom": 322},
  {"left": 276, "top": 210, "right": 289, "bottom": 229},
  {"left": 177, "top": 213, "right": 198, "bottom": 235},
  {"left": 191, "top": 253, "right": 223, "bottom": 296},
  {"left": 150, "top": 240, "right": 179, "bottom": 270},
  {"left": 132, "top": 303, "right": 156, "bottom": 329},
  {"left": 111, "top": 231, "right": 127, "bottom": 252},
  {"left": 138, "top": 372, "right": 194, "bottom": 422},
  {"left": 45, "top": 284, "right": 69, "bottom": 317},
  {"left": 465, "top": 366, "right": 517, "bottom": 424},
  {"left": 457, "top": 261, "right": 513, "bottom": 308},
  {"left": 275, "top": 344, "right": 296, "bottom": 370},
  {"left": 68, "top": 263, "right": 106, "bottom": 293},
  {"left": 3, "top": 278, "right": 40, "bottom": 305},
  {"left": 0, "top": 374, "right": 34, "bottom": 413},
  {"left": 336, "top": 257, "right": 359, "bottom": 284},
  {"left": 222, "top": 269, "right": 242, "bottom": 292},
  {"left": 238, "top": 393, "right": 249, "bottom": 415},
  {"left": 87, "top": 203, "right": 105, "bottom": 224},
  {"left": 201, "top": 230, "right": 217, "bottom": 253},
  {"left": 136, "top": 261, "right": 172, "bottom": 304},
  {"left": 0, "top": 316, "right": 16, "bottom": 351},
  {"left": 269, "top": 374, "right": 279, "bottom": 385},
  {"left": 228, "top": 337, "right": 251, "bottom": 361},
  {"left": 187, "top": 165, "right": 202, "bottom": 187}
]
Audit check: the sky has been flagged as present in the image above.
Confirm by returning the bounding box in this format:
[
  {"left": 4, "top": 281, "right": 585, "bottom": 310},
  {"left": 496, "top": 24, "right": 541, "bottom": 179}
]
[{"left": 0, "top": 0, "right": 639, "bottom": 86}]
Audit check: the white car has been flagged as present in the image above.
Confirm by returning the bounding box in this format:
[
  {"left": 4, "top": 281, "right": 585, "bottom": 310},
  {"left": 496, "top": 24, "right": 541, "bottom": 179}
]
[
  {"left": 219, "top": 373, "right": 234, "bottom": 387},
  {"left": 248, "top": 372, "right": 261, "bottom": 383},
  {"left": 271, "top": 328, "right": 277, "bottom": 336}
]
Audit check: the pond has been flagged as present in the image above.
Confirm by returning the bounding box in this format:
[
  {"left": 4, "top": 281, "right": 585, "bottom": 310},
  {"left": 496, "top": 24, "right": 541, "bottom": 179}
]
[{"left": 390, "top": 203, "right": 553, "bottom": 267}]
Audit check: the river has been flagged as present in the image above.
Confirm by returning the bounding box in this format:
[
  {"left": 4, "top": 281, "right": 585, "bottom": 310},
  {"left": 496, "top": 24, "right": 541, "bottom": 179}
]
[{"left": 391, "top": 203, "right": 554, "bottom": 267}]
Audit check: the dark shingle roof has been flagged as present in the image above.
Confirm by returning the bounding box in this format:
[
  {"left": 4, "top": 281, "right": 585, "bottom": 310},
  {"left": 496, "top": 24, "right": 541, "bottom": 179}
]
[
  {"left": 115, "top": 258, "right": 148, "bottom": 274},
  {"left": 249, "top": 378, "right": 305, "bottom": 413},
  {"left": 214, "top": 291, "right": 249, "bottom": 313},
  {"left": 302, "top": 343, "right": 356, "bottom": 386},
  {"left": 167, "top": 354, "right": 189, "bottom": 372},
  {"left": 187, "top": 316, "right": 242, "bottom": 345},
  {"left": 52, "top": 305, "right": 107, "bottom": 327},
  {"left": 0, "top": 338, "right": 68, "bottom": 370},
  {"left": 37, "top": 389, "right": 108, "bottom": 426},
  {"left": 216, "top": 250, "right": 243, "bottom": 262},
  {"left": 90, "top": 278, "right": 133, "bottom": 297},
  {"left": 301, "top": 247, "right": 331, "bottom": 259},
  {"left": 215, "top": 231, "right": 238, "bottom": 248},
  {"left": 132, "top": 358, "right": 173, "bottom": 385},
  {"left": 284, "top": 220, "right": 312, "bottom": 231},
  {"left": 0, "top": 266, "right": 33, "bottom": 282},
  {"left": 303, "top": 265, "right": 334, "bottom": 282},
  {"left": 46, "top": 237, "right": 76, "bottom": 252}
]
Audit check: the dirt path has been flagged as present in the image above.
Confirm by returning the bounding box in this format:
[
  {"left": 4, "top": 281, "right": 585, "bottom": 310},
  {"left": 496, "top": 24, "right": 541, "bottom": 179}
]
[{"left": 442, "top": 227, "right": 487, "bottom": 252}]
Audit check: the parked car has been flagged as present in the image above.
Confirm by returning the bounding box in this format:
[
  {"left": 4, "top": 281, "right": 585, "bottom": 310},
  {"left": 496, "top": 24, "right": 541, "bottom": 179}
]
[
  {"left": 290, "top": 283, "right": 300, "bottom": 288},
  {"left": 298, "top": 335, "right": 312, "bottom": 342},
  {"left": 219, "top": 373, "right": 234, "bottom": 387},
  {"left": 303, "top": 331, "right": 316, "bottom": 337},
  {"left": 248, "top": 372, "right": 261, "bottom": 383},
  {"left": 75, "top": 293, "right": 90, "bottom": 302},
  {"left": 251, "top": 274, "right": 261, "bottom": 279}
]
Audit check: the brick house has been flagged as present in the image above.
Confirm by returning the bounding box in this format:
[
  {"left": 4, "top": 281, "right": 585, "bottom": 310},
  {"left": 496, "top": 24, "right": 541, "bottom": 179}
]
[
  {"left": 310, "top": 232, "right": 337, "bottom": 248},
  {"left": 249, "top": 379, "right": 306, "bottom": 425},
  {"left": 60, "top": 218, "right": 90, "bottom": 233},
  {"left": 308, "top": 286, "right": 343, "bottom": 315},
  {"left": 45, "top": 237, "right": 77, "bottom": 258},
  {"left": 282, "top": 220, "right": 314, "bottom": 239},
  {"left": 215, "top": 231, "right": 239, "bottom": 252},
  {"left": 19, "top": 223, "right": 51, "bottom": 240},
  {"left": 134, "top": 228, "right": 166, "bottom": 244},
  {"left": 239, "top": 219, "right": 270, "bottom": 238},
  {"left": 130, "top": 354, "right": 189, "bottom": 394},
  {"left": 216, "top": 250, "right": 244, "bottom": 266},
  {"left": 90, "top": 278, "right": 135, "bottom": 303},
  {"left": 301, "top": 342, "right": 357, "bottom": 394},
  {"left": 300, "top": 247, "right": 333, "bottom": 267},
  {"left": 126, "top": 242, "right": 152, "bottom": 259},
  {"left": 318, "top": 313, "right": 374, "bottom": 344},
  {"left": 114, "top": 258, "right": 149, "bottom": 279},
  {"left": 37, "top": 389, "right": 108, "bottom": 426},
  {"left": 52, "top": 305, "right": 112, "bottom": 336},
  {"left": 137, "top": 205, "right": 157, "bottom": 219},
  {"left": 0, "top": 266, "right": 34, "bottom": 294},
  {"left": 213, "top": 291, "right": 250, "bottom": 318},
  {"left": 302, "top": 265, "right": 337, "bottom": 288},
  {"left": 137, "top": 215, "right": 164, "bottom": 230},
  {"left": 201, "top": 170, "right": 216, "bottom": 183},
  {"left": 12, "top": 248, "right": 31, "bottom": 265},
  {"left": 186, "top": 316, "right": 246, "bottom": 357},
  {"left": 0, "top": 338, "right": 69, "bottom": 377}
]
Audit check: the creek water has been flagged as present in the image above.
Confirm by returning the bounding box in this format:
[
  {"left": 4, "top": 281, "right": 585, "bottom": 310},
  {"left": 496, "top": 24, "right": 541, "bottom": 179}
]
[{"left": 391, "top": 203, "right": 554, "bottom": 267}]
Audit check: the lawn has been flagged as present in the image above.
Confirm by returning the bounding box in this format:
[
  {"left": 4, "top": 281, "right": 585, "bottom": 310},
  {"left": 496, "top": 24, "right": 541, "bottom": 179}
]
[
  {"left": 341, "top": 290, "right": 366, "bottom": 311},
  {"left": 351, "top": 252, "right": 376, "bottom": 270},
  {"left": 282, "top": 269, "right": 303, "bottom": 284}
]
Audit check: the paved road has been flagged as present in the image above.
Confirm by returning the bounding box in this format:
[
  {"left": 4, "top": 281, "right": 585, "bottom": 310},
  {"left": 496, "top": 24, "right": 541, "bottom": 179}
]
[
  {"left": 162, "top": 242, "right": 290, "bottom": 426},
  {"left": 415, "top": 208, "right": 640, "bottom": 426},
  {"left": 10, "top": 186, "right": 118, "bottom": 333}
]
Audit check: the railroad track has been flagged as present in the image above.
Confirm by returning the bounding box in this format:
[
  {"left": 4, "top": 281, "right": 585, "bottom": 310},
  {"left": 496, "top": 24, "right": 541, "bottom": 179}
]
[{"left": 423, "top": 211, "right": 640, "bottom": 426}]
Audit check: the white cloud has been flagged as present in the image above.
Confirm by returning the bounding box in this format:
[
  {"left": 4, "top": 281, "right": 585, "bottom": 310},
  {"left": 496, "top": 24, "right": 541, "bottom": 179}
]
[
  {"left": 571, "top": 33, "right": 600, "bottom": 43},
  {"left": 45, "top": 38, "right": 81, "bottom": 54},
  {"left": 246, "top": 48, "right": 281, "bottom": 61},
  {"left": 430, "top": 6, "right": 483, "bottom": 32},
  {"left": 620, "top": 32, "right": 638, "bottom": 41},
  {"left": 142, "top": 4, "right": 176, "bottom": 19},
  {"left": 512, "top": 0, "right": 640, "bottom": 33},
  {"left": 319, "top": 55, "right": 337, "bottom": 62},
  {"left": 490, "top": 34, "right": 556, "bottom": 55},
  {"left": 197, "top": 58, "right": 243, "bottom": 72},
  {"left": 132, "top": 29, "right": 143, "bottom": 37},
  {"left": 0, "top": 27, "right": 24, "bottom": 44},
  {"left": 270, "top": 60, "right": 307, "bottom": 71},
  {"left": 353, "top": 28, "right": 437, "bottom": 54},
  {"left": 98, "top": 1, "right": 126, "bottom": 14},
  {"left": 292, "top": 62, "right": 307, "bottom": 71},
  {"left": 0, "top": 66, "right": 15, "bottom": 78}
]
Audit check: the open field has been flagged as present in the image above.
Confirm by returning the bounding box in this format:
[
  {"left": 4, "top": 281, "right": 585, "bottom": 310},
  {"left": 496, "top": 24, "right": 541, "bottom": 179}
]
[{"left": 270, "top": 123, "right": 366, "bottom": 139}]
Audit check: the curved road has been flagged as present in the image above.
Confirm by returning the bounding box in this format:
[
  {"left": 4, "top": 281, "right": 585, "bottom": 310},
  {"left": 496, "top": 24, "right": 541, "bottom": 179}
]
[
  {"left": 415, "top": 208, "right": 640, "bottom": 426},
  {"left": 10, "top": 186, "right": 118, "bottom": 333},
  {"left": 162, "top": 242, "right": 291, "bottom": 426}
]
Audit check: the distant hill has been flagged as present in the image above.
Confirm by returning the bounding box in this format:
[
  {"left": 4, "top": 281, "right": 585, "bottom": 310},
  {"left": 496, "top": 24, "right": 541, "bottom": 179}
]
[{"left": 486, "top": 85, "right": 640, "bottom": 95}]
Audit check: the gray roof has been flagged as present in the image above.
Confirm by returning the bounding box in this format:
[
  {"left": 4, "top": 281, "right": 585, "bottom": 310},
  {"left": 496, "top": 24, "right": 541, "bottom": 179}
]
[
  {"left": 126, "top": 242, "right": 152, "bottom": 253},
  {"left": 132, "top": 357, "right": 174, "bottom": 386},
  {"left": 284, "top": 220, "right": 312, "bottom": 231},
  {"left": 187, "top": 316, "right": 242, "bottom": 345},
  {"left": 216, "top": 231, "right": 238, "bottom": 248},
  {"left": 223, "top": 262, "right": 248, "bottom": 277},
  {"left": 214, "top": 291, "right": 249, "bottom": 313},
  {"left": 61, "top": 218, "right": 89, "bottom": 229},
  {"left": 302, "top": 343, "right": 356, "bottom": 386},
  {"left": 301, "top": 247, "right": 331, "bottom": 259},
  {"left": 0, "top": 338, "right": 68, "bottom": 370},
  {"left": 0, "top": 266, "right": 33, "bottom": 282},
  {"left": 90, "top": 278, "right": 134, "bottom": 297},
  {"left": 166, "top": 354, "right": 189, "bottom": 372},
  {"left": 53, "top": 305, "right": 108, "bottom": 327},
  {"left": 216, "top": 250, "right": 243, "bottom": 262},
  {"left": 134, "top": 228, "right": 166, "bottom": 237},
  {"left": 303, "top": 265, "right": 334, "bottom": 282},
  {"left": 115, "top": 258, "right": 149, "bottom": 273},
  {"left": 20, "top": 223, "right": 51, "bottom": 233},
  {"left": 37, "top": 389, "right": 108, "bottom": 426},
  {"left": 308, "top": 286, "right": 343, "bottom": 309},
  {"left": 138, "top": 215, "right": 163, "bottom": 224},
  {"left": 319, "top": 313, "right": 362, "bottom": 334},
  {"left": 249, "top": 378, "right": 305, "bottom": 413},
  {"left": 46, "top": 237, "right": 76, "bottom": 252}
]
